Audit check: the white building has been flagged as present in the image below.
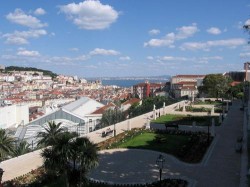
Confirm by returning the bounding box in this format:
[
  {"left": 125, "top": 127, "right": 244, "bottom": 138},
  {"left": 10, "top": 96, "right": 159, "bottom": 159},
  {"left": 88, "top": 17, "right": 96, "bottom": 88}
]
[
  {"left": 14, "top": 97, "right": 105, "bottom": 145},
  {"left": 171, "top": 75, "right": 205, "bottom": 98},
  {"left": 0, "top": 104, "right": 29, "bottom": 129}
]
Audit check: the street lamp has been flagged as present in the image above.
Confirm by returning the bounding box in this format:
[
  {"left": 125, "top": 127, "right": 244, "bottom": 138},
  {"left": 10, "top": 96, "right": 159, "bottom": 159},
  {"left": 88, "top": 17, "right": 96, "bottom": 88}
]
[
  {"left": 156, "top": 154, "right": 165, "bottom": 185},
  {"left": 0, "top": 168, "right": 4, "bottom": 185},
  {"left": 207, "top": 111, "right": 211, "bottom": 145},
  {"left": 114, "top": 106, "right": 118, "bottom": 137}
]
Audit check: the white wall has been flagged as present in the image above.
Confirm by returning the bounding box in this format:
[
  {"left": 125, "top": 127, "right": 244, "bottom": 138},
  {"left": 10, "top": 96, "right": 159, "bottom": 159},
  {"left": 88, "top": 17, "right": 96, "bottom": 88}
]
[
  {"left": 0, "top": 104, "right": 29, "bottom": 129},
  {"left": 84, "top": 101, "right": 184, "bottom": 144}
]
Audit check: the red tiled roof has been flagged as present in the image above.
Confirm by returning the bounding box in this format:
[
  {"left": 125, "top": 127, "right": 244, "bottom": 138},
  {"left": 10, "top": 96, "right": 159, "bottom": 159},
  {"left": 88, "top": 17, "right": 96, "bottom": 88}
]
[
  {"left": 122, "top": 98, "right": 141, "bottom": 106},
  {"left": 91, "top": 102, "right": 116, "bottom": 114},
  {"left": 134, "top": 83, "right": 149, "bottom": 87},
  {"left": 176, "top": 81, "right": 197, "bottom": 85},
  {"left": 230, "top": 81, "right": 241, "bottom": 86}
]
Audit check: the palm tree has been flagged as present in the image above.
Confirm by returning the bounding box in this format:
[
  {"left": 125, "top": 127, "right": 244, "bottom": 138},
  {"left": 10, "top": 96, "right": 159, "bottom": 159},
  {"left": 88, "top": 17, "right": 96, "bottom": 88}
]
[
  {"left": 12, "top": 141, "right": 31, "bottom": 157},
  {"left": 41, "top": 133, "right": 98, "bottom": 186},
  {"left": 41, "top": 132, "right": 77, "bottom": 187},
  {"left": 0, "top": 129, "right": 15, "bottom": 161},
  {"left": 72, "top": 137, "right": 98, "bottom": 186},
  {"left": 37, "top": 121, "right": 65, "bottom": 147}
]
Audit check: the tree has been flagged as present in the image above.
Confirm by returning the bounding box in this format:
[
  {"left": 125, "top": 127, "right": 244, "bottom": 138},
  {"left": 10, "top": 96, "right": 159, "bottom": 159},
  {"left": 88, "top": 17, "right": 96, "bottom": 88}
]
[
  {"left": 41, "top": 133, "right": 98, "bottom": 186},
  {"left": 228, "top": 82, "right": 244, "bottom": 99},
  {"left": 41, "top": 132, "right": 77, "bottom": 187},
  {"left": 127, "top": 96, "right": 175, "bottom": 118},
  {"left": 100, "top": 108, "right": 125, "bottom": 128},
  {"left": 0, "top": 129, "right": 15, "bottom": 161},
  {"left": 69, "top": 137, "right": 98, "bottom": 185},
  {"left": 12, "top": 141, "right": 31, "bottom": 157},
  {"left": 199, "top": 74, "right": 232, "bottom": 99},
  {"left": 37, "top": 121, "right": 65, "bottom": 147}
]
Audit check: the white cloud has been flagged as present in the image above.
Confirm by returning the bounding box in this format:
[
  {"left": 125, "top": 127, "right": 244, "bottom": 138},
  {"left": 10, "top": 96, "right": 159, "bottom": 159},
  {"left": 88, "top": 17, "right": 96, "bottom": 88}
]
[
  {"left": 160, "top": 56, "right": 188, "bottom": 61},
  {"left": 2, "top": 29, "right": 47, "bottom": 45},
  {"left": 199, "top": 56, "right": 223, "bottom": 61},
  {"left": 69, "top": 48, "right": 79, "bottom": 52},
  {"left": 59, "top": 0, "right": 119, "bottom": 30},
  {"left": 34, "top": 8, "right": 46, "bottom": 16},
  {"left": 175, "top": 23, "right": 199, "bottom": 39},
  {"left": 180, "top": 38, "right": 246, "bottom": 51},
  {"left": 4, "top": 37, "right": 29, "bottom": 45},
  {"left": 6, "top": 9, "right": 47, "bottom": 28},
  {"left": 149, "top": 29, "right": 160, "bottom": 35},
  {"left": 198, "top": 56, "right": 223, "bottom": 63},
  {"left": 17, "top": 49, "right": 40, "bottom": 57},
  {"left": 240, "top": 52, "right": 250, "bottom": 58},
  {"left": 147, "top": 56, "right": 154, "bottom": 60},
  {"left": 148, "top": 55, "right": 223, "bottom": 64},
  {"left": 144, "top": 23, "right": 198, "bottom": 47},
  {"left": 144, "top": 38, "right": 174, "bottom": 47},
  {"left": 245, "top": 19, "right": 250, "bottom": 26},
  {"left": 90, "top": 48, "right": 120, "bottom": 56},
  {"left": 206, "top": 27, "right": 221, "bottom": 35},
  {"left": 1, "top": 51, "right": 89, "bottom": 66},
  {"left": 119, "top": 56, "right": 131, "bottom": 61}
]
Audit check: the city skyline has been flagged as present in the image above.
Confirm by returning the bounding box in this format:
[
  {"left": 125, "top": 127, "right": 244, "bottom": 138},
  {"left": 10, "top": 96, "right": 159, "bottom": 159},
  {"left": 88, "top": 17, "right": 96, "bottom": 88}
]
[{"left": 0, "top": 0, "right": 250, "bottom": 78}]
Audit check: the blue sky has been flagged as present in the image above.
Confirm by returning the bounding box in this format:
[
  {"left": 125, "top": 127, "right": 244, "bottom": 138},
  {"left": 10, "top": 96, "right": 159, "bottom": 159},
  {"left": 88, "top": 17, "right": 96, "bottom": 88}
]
[{"left": 0, "top": 0, "right": 250, "bottom": 78}]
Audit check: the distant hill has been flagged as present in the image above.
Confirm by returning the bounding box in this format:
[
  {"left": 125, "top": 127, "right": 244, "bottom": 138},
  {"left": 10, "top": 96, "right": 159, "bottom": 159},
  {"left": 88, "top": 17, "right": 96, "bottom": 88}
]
[{"left": 5, "top": 66, "right": 57, "bottom": 78}]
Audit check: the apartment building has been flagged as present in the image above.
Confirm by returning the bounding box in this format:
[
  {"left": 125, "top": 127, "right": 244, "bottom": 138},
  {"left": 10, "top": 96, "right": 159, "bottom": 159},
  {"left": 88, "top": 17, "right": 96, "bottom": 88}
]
[
  {"left": 133, "top": 81, "right": 163, "bottom": 99},
  {"left": 171, "top": 75, "right": 205, "bottom": 98}
]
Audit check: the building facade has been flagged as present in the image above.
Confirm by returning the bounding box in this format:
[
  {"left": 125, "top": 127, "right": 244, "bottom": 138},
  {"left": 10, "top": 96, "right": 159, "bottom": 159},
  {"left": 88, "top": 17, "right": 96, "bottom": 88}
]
[
  {"left": 171, "top": 75, "right": 205, "bottom": 99},
  {"left": 133, "top": 82, "right": 163, "bottom": 99}
]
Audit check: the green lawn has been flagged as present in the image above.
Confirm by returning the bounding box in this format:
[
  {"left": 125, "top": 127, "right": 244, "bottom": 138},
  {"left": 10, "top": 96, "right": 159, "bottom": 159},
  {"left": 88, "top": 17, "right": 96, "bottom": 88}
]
[
  {"left": 152, "top": 114, "right": 185, "bottom": 123},
  {"left": 116, "top": 132, "right": 190, "bottom": 155},
  {"left": 152, "top": 114, "right": 220, "bottom": 126}
]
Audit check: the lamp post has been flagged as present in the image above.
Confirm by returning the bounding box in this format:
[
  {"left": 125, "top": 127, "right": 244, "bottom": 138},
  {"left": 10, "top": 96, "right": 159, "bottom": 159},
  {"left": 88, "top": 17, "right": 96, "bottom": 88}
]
[
  {"left": 207, "top": 111, "right": 211, "bottom": 145},
  {"left": 114, "top": 106, "right": 118, "bottom": 137},
  {"left": 0, "top": 168, "right": 4, "bottom": 185},
  {"left": 156, "top": 154, "right": 165, "bottom": 186}
]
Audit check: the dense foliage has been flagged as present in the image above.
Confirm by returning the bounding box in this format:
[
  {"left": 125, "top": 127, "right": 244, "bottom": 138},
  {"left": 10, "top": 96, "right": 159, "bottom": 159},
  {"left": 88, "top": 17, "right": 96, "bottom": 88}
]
[
  {"left": 99, "top": 96, "right": 177, "bottom": 129},
  {"left": 0, "top": 129, "right": 15, "bottom": 161},
  {"left": 100, "top": 108, "right": 126, "bottom": 128},
  {"left": 198, "top": 74, "right": 232, "bottom": 98},
  {"left": 228, "top": 82, "right": 244, "bottom": 99},
  {"left": 127, "top": 96, "right": 177, "bottom": 118},
  {"left": 39, "top": 121, "right": 98, "bottom": 187},
  {"left": 5, "top": 66, "right": 57, "bottom": 78},
  {"left": 0, "top": 129, "right": 32, "bottom": 161}
]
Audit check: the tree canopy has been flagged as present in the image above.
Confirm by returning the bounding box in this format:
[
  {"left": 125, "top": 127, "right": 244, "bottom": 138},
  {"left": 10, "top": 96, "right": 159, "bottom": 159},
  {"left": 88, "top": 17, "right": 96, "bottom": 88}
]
[
  {"left": 0, "top": 129, "right": 15, "bottom": 161},
  {"left": 198, "top": 74, "right": 232, "bottom": 98},
  {"left": 37, "top": 121, "right": 66, "bottom": 147},
  {"left": 5, "top": 66, "right": 57, "bottom": 78},
  {"left": 41, "top": 132, "right": 98, "bottom": 186}
]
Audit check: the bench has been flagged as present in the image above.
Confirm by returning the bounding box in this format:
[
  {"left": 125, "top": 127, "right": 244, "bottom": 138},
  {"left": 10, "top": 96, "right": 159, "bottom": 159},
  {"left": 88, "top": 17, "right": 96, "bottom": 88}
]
[
  {"left": 165, "top": 123, "right": 179, "bottom": 130},
  {"left": 101, "top": 129, "right": 114, "bottom": 137}
]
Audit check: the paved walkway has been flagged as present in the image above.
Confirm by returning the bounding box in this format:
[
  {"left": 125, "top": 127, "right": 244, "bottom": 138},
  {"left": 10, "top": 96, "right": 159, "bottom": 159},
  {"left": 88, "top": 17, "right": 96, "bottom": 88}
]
[{"left": 89, "top": 100, "right": 245, "bottom": 187}]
